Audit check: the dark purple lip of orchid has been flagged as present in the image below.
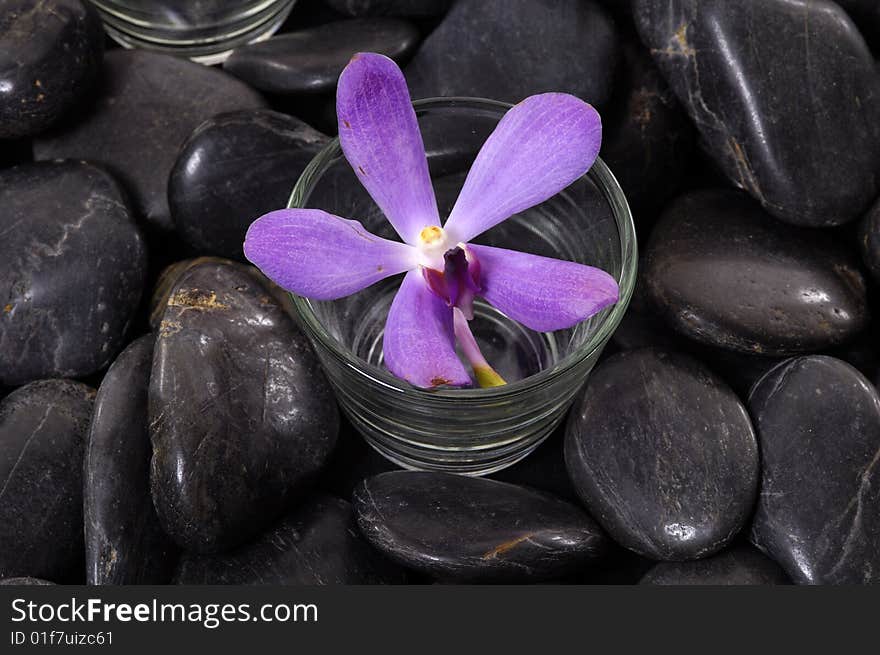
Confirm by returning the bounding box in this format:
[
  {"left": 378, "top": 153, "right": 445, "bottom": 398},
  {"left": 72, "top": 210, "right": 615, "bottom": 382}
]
[
  {"left": 422, "top": 247, "right": 481, "bottom": 320},
  {"left": 242, "top": 51, "right": 619, "bottom": 389}
]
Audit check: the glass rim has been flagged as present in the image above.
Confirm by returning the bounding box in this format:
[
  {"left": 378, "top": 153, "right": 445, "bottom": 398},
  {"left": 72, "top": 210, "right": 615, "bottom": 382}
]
[{"left": 287, "top": 96, "right": 638, "bottom": 401}]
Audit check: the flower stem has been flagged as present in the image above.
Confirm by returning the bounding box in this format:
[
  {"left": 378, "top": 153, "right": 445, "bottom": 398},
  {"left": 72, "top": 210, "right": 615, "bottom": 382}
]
[{"left": 453, "top": 308, "right": 507, "bottom": 388}]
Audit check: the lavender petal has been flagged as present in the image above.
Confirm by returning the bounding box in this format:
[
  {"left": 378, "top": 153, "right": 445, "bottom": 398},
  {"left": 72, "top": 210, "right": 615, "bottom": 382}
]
[
  {"left": 244, "top": 208, "right": 417, "bottom": 300},
  {"left": 444, "top": 93, "right": 602, "bottom": 243},
  {"left": 468, "top": 244, "right": 618, "bottom": 332},
  {"left": 337, "top": 53, "right": 440, "bottom": 245},
  {"left": 383, "top": 270, "right": 472, "bottom": 388}
]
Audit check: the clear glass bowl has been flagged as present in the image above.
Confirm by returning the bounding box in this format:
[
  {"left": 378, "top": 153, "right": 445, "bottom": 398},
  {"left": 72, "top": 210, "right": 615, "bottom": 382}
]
[
  {"left": 86, "top": 0, "right": 297, "bottom": 64},
  {"left": 288, "top": 97, "right": 637, "bottom": 475}
]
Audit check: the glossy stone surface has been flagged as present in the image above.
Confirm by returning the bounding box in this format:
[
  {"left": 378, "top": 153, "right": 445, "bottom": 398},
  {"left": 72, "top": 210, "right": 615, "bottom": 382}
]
[
  {"left": 837, "top": 0, "right": 880, "bottom": 49},
  {"left": 565, "top": 348, "right": 759, "bottom": 560},
  {"left": 0, "top": 577, "right": 54, "bottom": 585},
  {"left": 354, "top": 471, "right": 608, "bottom": 582},
  {"left": 602, "top": 37, "right": 694, "bottom": 218},
  {"left": 405, "top": 0, "right": 619, "bottom": 106},
  {"left": 639, "top": 545, "right": 789, "bottom": 585},
  {"left": 224, "top": 19, "right": 419, "bottom": 95},
  {"left": 749, "top": 356, "right": 880, "bottom": 584},
  {"left": 85, "top": 335, "right": 177, "bottom": 585},
  {"left": 0, "top": 161, "right": 147, "bottom": 386},
  {"left": 169, "top": 110, "right": 328, "bottom": 259},
  {"left": 859, "top": 197, "right": 880, "bottom": 284},
  {"left": 325, "top": 0, "right": 452, "bottom": 17},
  {"left": 33, "top": 50, "right": 266, "bottom": 231},
  {"left": 634, "top": 0, "right": 880, "bottom": 227},
  {"left": 0, "top": 380, "right": 94, "bottom": 581},
  {"left": 0, "top": 0, "right": 103, "bottom": 139},
  {"left": 150, "top": 259, "right": 339, "bottom": 553},
  {"left": 645, "top": 189, "right": 868, "bottom": 356},
  {"left": 174, "top": 496, "right": 403, "bottom": 584}
]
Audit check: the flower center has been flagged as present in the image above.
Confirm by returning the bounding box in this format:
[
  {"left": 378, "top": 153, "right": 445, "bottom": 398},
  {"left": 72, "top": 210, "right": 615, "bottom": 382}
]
[{"left": 416, "top": 225, "right": 450, "bottom": 268}]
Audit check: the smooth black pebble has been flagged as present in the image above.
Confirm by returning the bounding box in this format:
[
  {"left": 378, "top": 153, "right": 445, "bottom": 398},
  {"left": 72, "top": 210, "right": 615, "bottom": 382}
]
[
  {"left": 749, "top": 356, "right": 880, "bottom": 584},
  {"left": 565, "top": 348, "right": 759, "bottom": 560},
  {"left": 0, "top": 577, "right": 54, "bottom": 585},
  {"left": 150, "top": 259, "right": 339, "bottom": 553},
  {"left": 634, "top": 0, "right": 880, "bottom": 226},
  {"left": 85, "top": 335, "right": 177, "bottom": 585},
  {"left": 602, "top": 36, "right": 694, "bottom": 219},
  {"left": 645, "top": 189, "right": 868, "bottom": 356},
  {"left": 353, "top": 471, "right": 609, "bottom": 582},
  {"left": 173, "top": 496, "right": 403, "bottom": 584},
  {"left": 224, "top": 19, "right": 420, "bottom": 95},
  {"left": 324, "top": 0, "right": 452, "bottom": 17},
  {"left": 0, "top": 0, "right": 103, "bottom": 139},
  {"left": 33, "top": 50, "right": 267, "bottom": 230},
  {"left": 639, "top": 545, "right": 789, "bottom": 585},
  {"left": 0, "top": 380, "right": 94, "bottom": 581},
  {"left": 169, "top": 110, "right": 328, "bottom": 259},
  {"left": 0, "top": 161, "right": 147, "bottom": 386},
  {"left": 405, "top": 0, "right": 619, "bottom": 106}
]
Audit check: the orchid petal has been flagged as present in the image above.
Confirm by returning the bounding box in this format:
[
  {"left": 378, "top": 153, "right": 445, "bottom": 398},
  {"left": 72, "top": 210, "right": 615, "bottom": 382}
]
[
  {"left": 468, "top": 244, "right": 618, "bottom": 332},
  {"left": 383, "top": 270, "right": 471, "bottom": 388},
  {"left": 337, "top": 52, "right": 440, "bottom": 245},
  {"left": 244, "top": 208, "right": 416, "bottom": 300},
  {"left": 444, "top": 93, "right": 602, "bottom": 243}
]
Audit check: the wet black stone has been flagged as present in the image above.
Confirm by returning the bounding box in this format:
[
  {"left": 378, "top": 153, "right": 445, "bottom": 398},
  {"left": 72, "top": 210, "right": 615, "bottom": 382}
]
[
  {"left": 749, "top": 356, "right": 880, "bottom": 584},
  {"left": 634, "top": 0, "right": 880, "bottom": 227},
  {"left": 0, "top": 161, "right": 147, "bottom": 386},
  {"left": 859, "top": 197, "right": 880, "bottom": 284},
  {"left": 324, "top": 0, "right": 452, "bottom": 17},
  {"left": 150, "top": 259, "right": 339, "bottom": 553},
  {"left": 169, "top": 110, "right": 328, "bottom": 259},
  {"left": 645, "top": 189, "right": 869, "bottom": 356},
  {"left": 353, "top": 471, "right": 609, "bottom": 582},
  {"left": 565, "top": 348, "right": 759, "bottom": 560},
  {"left": 85, "top": 335, "right": 177, "bottom": 585},
  {"left": 405, "top": 0, "right": 619, "bottom": 106},
  {"left": 602, "top": 37, "right": 695, "bottom": 219},
  {"left": 33, "top": 50, "right": 266, "bottom": 231},
  {"left": 639, "top": 545, "right": 789, "bottom": 585},
  {"left": 0, "top": 380, "right": 94, "bottom": 582},
  {"left": 224, "top": 19, "right": 420, "bottom": 95},
  {"left": 174, "top": 496, "right": 403, "bottom": 584},
  {"left": 0, "top": 0, "right": 103, "bottom": 139},
  {"left": 0, "top": 577, "right": 54, "bottom": 585}
]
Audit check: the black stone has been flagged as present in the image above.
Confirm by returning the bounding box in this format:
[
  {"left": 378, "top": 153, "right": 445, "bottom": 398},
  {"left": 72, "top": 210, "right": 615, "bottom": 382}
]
[
  {"left": 85, "top": 335, "right": 177, "bottom": 585},
  {"left": 565, "top": 348, "right": 759, "bottom": 560},
  {"left": 324, "top": 0, "right": 452, "bottom": 17},
  {"left": 0, "top": 161, "right": 147, "bottom": 386},
  {"left": 749, "top": 356, "right": 880, "bottom": 584},
  {"left": 405, "top": 0, "right": 619, "bottom": 106},
  {"left": 169, "top": 110, "right": 328, "bottom": 259},
  {"left": 353, "top": 471, "right": 609, "bottom": 582},
  {"left": 224, "top": 19, "right": 420, "bottom": 95},
  {"left": 0, "top": 380, "right": 94, "bottom": 581},
  {"left": 645, "top": 189, "right": 869, "bottom": 356},
  {"left": 602, "top": 37, "right": 695, "bottom": 219},
  {"left": 174, "top": 496, "right": 403, "bottom": 584},
  {"left": 0, "top": 0, "right": 103, "bottom": 139},
  {"left": 150, "top": 259, "right": 339, "bottom": 553},
  {"left": 33, "top": 50, "right": 267, "bottom": 231},
  {"left": 0, "top": 577, "right": 54, "bottom": 585},
  {"left": 859, "top": 197, "right": 880, "bottom": 284},
  {"left": 639, "top": 545, "right": 789, "bottom": 585},
  {"left": 634, "top": 0, "right": 880, "bottom": 227}
]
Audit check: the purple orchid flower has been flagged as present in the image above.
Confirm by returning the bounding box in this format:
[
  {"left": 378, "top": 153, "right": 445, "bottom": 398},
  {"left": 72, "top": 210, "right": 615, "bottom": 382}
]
[{"left": 244, "top": 53, "right": 619, "bottom": 389}]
